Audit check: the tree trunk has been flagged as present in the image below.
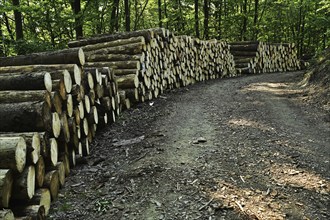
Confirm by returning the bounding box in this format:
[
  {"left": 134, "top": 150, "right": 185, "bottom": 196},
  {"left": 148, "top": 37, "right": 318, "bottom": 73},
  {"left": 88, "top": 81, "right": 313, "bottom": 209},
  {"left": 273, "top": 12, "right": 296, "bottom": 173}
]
[
  {"left": 195, "top": 0, "right": 200, "bottom": 38},
  {"left": 241, "top": 0, "right": 248, "bottom": 41},
  {"left": 0, "top": 169, "right": 13, "bottom": 208},
  {"left": 158, "top": 0, "right": 162, "bottom": 28},
  {"left": 253, "top": 0, "right": 259, "bottom": 40},
  {"left": 110, "top": 0, "right": 120, "bottom": 33},
  {"left": 12, "top": 0, "right": 23, "bottom": 41},
  {"left": 71, "top": 0, "right": 83, "bottom": 39},
  {"left": 125, "top": 0, "right": 130, "bottom": 31},
  {"left": 0, "top": 137, "right": 26, "bottom": 173},
  {"left": 203, "top": 0, "right": 209, "bottom": 39}
]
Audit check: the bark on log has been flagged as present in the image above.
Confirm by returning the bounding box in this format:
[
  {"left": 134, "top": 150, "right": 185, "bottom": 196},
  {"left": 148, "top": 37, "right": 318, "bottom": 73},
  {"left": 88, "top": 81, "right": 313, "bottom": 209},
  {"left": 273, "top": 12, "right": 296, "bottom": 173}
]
[
  {"left": 0, "top": 209, "right": 14, "bottom": 220},
  {"left": 0, "top": 91, "right": 51, "bottom": 109},
  {"left": 86, "top": 54, "right": 144, "bottom": 63},
  {"left": 0, "top": 137, "right": 26, "bottom": 172},
  {"left": 85, "top": 61, "right": 141, "bottom": 70},
  {"left": 114, "top": 69, "right": 139, "bottom": 76},
  {"left": 85, "top": 42, "right": 145, "bottom": 56},
  {"left": 0, "top": 48, "right": 85, "bottom": 66},
  {"left": 0, "top": 132, "right": 40, "bottom": 165},
  {"left": 0, "top": 101, "right": 61, "bottom": 138},
  {"left": 0, "top": 71, "right": 52, "bottom": 92},
  {"left": 80, "top": 36, "right": 145, "bottom": 51},
  {"left": 116, "top": 74, "right": 139, "bottom": 89},
  {"left": 12, "top": 205, "right": 45, "bottom": 220},
  {"left": 0, "top": 169, "right": 13, "bottom": 208},
  {"left": 230, "top": 44, "right": 259, "bottom": 51},
  {"left": 11, "top": 166, "right": 35, "bottom": 200},
  {"left": 68, "top": 29, "right": 162, "bottom": 47}
]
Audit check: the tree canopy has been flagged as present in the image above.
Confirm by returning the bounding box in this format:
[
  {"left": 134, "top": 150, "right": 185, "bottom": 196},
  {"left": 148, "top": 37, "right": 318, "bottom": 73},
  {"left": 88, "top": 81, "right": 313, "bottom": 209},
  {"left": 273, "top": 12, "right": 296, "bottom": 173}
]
[{"left": 0, "top": 0, "right": 329, "bottom": 57}]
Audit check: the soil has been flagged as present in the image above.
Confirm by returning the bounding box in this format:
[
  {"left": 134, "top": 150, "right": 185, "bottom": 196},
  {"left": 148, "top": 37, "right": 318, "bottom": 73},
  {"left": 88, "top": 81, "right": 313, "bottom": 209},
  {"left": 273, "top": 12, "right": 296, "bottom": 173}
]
[{"left": 50, "top": 71, "right": 330, "bottom": 220}]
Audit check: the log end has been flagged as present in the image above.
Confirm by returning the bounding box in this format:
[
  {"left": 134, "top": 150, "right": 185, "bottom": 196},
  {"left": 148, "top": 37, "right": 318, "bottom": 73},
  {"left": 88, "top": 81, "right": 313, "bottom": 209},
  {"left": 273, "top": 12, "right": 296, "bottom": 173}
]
[
  {"left": 49, "top": 138, "right": 58, "bottom": 167},
  {"left": 16, "top": 137, "right": 27, "bottom": 173},
  {"left": 63, "top": 70, "right": 72, "bottom": 93},
  {"left": 0, "top": 169, "right": 13, "bottom": 208},
  {"left": 27, "top": 166, "right": 36, "bottom": 200},
  {"left": 44, "top": 72, "right": 52, "bottom": 92},
  {"left": 78, "top": 48, "right": 85, "bottom": 66},
  {"left": 52, "top": 112, "right": 61, "bottom": 138}
]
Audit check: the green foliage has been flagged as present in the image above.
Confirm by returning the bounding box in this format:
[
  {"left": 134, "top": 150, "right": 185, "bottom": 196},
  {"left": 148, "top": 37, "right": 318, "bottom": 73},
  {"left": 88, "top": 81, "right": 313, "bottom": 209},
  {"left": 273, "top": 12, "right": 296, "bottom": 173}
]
[{"left": 0, "top": 0, "right": 328, "bottom": 57}]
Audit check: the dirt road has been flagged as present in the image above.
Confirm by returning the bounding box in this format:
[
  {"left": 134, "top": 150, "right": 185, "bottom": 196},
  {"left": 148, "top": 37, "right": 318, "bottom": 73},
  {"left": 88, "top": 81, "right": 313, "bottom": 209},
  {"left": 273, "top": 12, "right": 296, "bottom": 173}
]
[{"left": 50, "top": 71, "right": 330, "bottom": 220}]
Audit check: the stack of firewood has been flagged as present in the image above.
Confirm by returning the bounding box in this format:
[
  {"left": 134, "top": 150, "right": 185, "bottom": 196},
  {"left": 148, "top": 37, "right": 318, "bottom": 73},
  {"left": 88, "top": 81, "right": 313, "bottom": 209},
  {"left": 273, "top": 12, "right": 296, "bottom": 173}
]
[
  {"left": 230, "top": 41, "right": 301, "bottom": 74},
  {"left": 0, "top": 48, "right": 120, "bottom": 219},
  {"left": 68, "top": 28, "right": 237, "bottom": 103}
]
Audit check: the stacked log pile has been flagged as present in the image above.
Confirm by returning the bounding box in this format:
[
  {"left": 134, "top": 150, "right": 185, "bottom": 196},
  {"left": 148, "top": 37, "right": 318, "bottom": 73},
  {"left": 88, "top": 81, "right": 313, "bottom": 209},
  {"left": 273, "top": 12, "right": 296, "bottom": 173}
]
[
  {"left": 0, "top": 49, "right": 120, "bottom": 219},
  {"left": 68, "top": 28, "right": 237, "bottom": 103},
  {"left": 230, "top": 41, "right": 301, "bottom": 74},
  {"left": 0, "top": 29, "right": 301, "bottom": 219}
]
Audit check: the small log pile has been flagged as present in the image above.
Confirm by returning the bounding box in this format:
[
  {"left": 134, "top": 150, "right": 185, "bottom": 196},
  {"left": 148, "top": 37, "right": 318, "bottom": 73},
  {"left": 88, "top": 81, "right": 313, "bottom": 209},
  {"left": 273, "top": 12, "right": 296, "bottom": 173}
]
[
  {"left": 230, "top": 41, "right": 301, "bottom": 74},
  {"left": 68, "top": 28, "right": 237, "bottom": 103},
  {"left": 0, "top": 49, "right": 120, "bottom": 219}
]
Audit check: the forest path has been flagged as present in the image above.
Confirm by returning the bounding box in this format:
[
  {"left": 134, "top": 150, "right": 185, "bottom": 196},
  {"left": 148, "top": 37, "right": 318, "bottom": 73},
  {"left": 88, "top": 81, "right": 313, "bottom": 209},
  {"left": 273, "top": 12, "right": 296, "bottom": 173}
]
[{"left": 50, "top": 71, "right": 330, "bottom": 220}]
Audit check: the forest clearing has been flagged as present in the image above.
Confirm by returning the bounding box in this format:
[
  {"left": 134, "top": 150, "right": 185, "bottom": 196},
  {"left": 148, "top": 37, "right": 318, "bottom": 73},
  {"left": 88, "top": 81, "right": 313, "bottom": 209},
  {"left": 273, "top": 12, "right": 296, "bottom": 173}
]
[{"left": 0, "top": 0, "right": 329, "bottom": 219}]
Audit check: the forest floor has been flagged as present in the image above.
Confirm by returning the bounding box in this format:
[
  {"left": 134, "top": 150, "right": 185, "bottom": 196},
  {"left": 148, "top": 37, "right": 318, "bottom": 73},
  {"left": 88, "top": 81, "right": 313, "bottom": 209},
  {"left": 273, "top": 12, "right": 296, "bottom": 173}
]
[{"left": 50, "top": 71, "right": 330, "bottom": 220}]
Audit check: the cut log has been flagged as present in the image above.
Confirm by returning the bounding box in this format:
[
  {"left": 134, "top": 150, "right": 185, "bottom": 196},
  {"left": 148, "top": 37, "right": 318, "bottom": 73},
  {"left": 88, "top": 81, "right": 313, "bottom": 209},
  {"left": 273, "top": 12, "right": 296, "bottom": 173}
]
[
  {"left": 50, "top": 91, "right": 62, "bottom": 114},
  {"left": 35, "top": 156, "right": 45, "bottom": 188},
  {"left": 86, "top": 53, "right": 144, "bottom": 63},
  {"left": 85, "top": 42, "right": 145, "bottom": 56},
  {"left": 0, "top": 132, "right": 40, "bottom": 165},
  {"left": 85, "top": 61, "right": 141, "bottom": 70},
  {"left": 0, "top": 91, "right": 51, "bottom": 109},
  {"left": 59, "top": 113, "right": 70, "bottom": 143},
  {"left": 0, "top": 47, "right": 85, "bottom": 66},
  {"left": 68, "top": 29, "right": 160, "bottom": 47},
  {"left": 28, "top": 188, "right": 51, "bottom": 216},
  {"left": 0, "top": 169, "right": 13, "bottom": 208},
  {"left": 43, "top": 170, "right": 59, "bottom": 200},
  {"left": 0, "top": 209, "right": 14, "bottom": 220},
  {"left": 114, "top": 69, "right": 139, "bottom": 76},
  {"left": 0, "top": 71, "right": 52, "bottom": 92},
  {"left": 0, "top": 101, "right": 61, "bottom": 138},
  {"left": 46, "top": 138, "right": 58, "bottom": 168},
  {"left": 116, "top": 74, "right": 139, "bottom": 89},
  {"left": 230, "top": 44, "right": 259, "bottom": 51},
  {"left": 55, "top": 162, "right": 65, "bottom": 187},
  {"left": 0, "top": 137, "right": 26, "bottom": 172},
  {"left": 80, "top": 36, "right": 146, "bottom": 51},
  {"left": 12, "top": 205, "right": 45, "bottom": 220},
  {"left": 49, "top": 69, "right": 72, "bottom": 93},
  {"left": 58, "top": 154, "right": 70, "bottom": 177},
  {"left": 11, "top": 166, "right": 35, "bottom": 200}
]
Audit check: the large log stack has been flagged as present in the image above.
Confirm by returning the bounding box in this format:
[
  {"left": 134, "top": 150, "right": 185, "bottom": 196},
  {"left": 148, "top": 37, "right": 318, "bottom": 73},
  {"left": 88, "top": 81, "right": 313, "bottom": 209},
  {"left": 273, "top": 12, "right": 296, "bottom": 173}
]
[
  {"left": 68, "top": 28, "right": 237, "bottom": 103},
  {"left": 230, "top": 41, "right": 301, "bottom": 74},
  {"left": 0, "top": 28, "right": 301, "bottom": 220},
  {"left": 0, "top": 49, "right": 120, "bottom": 219}
]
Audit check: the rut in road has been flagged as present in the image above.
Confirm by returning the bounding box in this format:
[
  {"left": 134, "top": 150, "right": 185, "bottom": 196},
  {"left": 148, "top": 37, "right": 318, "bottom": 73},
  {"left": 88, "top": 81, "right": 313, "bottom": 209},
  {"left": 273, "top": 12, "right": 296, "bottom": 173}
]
[{"left": 50, "top": 71, "right": 330, "bottom": 220}]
